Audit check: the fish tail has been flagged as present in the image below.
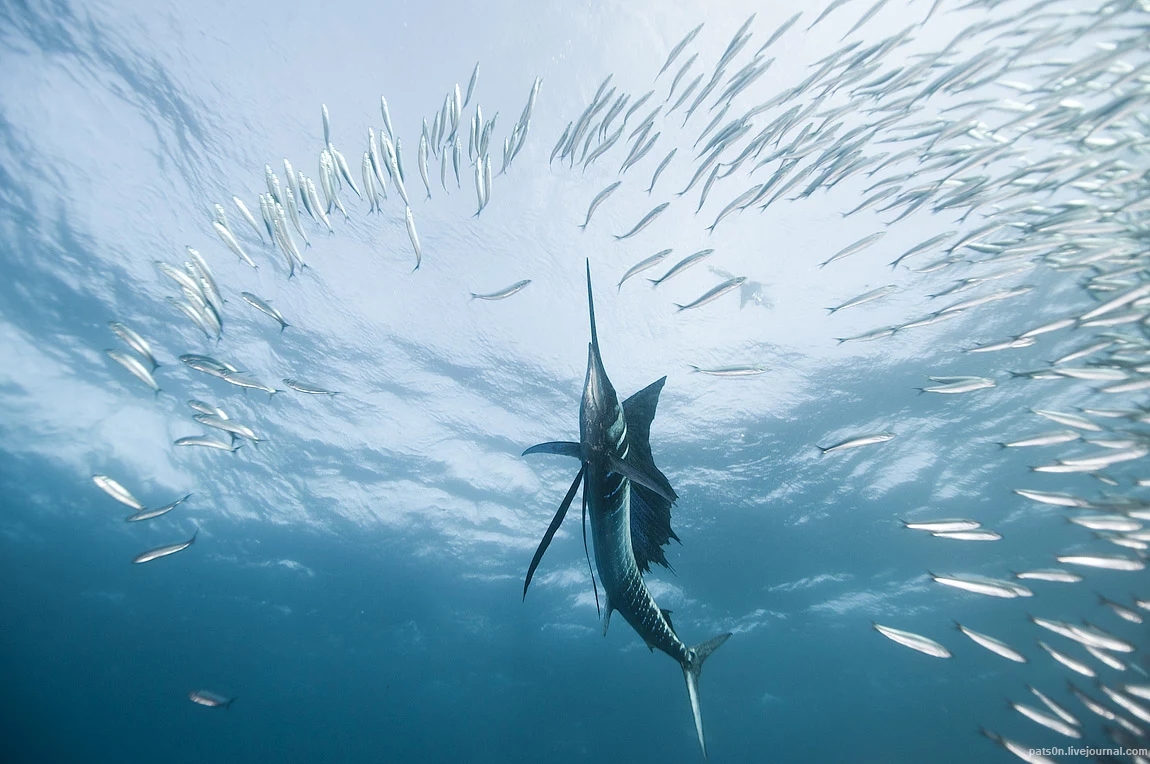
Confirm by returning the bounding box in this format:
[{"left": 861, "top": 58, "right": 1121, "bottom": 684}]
[
  {"left": 280, "top": 323, "right": 289, "bottom": 334},
  {"left": 681, "top": 632, "right": 731, "bottom": 760},
  {"left": 674, "top": 303, "right": 687, "bottom": 312},
  {"left": 226, "top": 697, "right": 235, "bottom": 710}
]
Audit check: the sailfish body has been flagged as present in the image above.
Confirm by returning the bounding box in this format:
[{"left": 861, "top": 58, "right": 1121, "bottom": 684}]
[{"left": 523, "top": 260, "right": 731, "bottom": 759}]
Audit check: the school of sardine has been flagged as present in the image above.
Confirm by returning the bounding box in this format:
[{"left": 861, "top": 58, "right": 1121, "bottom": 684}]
[{"left": 68, "top": 0, "right": 1150, "bottom": 757}]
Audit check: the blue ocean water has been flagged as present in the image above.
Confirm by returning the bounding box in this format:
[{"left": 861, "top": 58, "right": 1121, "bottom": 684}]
[{"left": 2, "top": 0, "right": 1148, "bottom": 762}]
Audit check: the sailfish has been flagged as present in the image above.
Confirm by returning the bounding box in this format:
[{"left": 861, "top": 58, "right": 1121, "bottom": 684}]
[{"left": 522, "top": 259, "right": 731, "bottom": 759}]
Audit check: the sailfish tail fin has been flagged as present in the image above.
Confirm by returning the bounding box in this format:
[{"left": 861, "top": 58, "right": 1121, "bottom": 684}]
[{"left": 682, "top": 632, "right": 731, "bottom": 760}]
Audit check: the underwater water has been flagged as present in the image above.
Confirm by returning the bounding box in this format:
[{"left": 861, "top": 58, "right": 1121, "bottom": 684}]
[{"left": 2, "top": 0, "right": 1149, "bottom": 761}]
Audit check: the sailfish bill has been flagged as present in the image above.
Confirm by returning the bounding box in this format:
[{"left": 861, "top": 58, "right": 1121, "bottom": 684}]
[{"left": 522, "top": 259, "right": 730, "bottom": 759}]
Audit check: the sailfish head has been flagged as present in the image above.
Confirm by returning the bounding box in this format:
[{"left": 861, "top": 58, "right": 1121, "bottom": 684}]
[{"left": 581, "top": 260, "right": 623, "bottom": 459}]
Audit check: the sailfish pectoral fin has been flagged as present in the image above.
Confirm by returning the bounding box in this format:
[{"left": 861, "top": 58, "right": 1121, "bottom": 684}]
[
  {"left": 522, "top": 441, "right": 581, "bottom": 458},
  {"left": 523, "top": 465, "right": 585, "bottom": 599},
  {"left": 607, "top": 454, "right": 676, "bottom": 503}
]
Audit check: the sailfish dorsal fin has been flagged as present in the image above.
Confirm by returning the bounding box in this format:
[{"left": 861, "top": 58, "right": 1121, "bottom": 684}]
[{"left": 621, "top": 377, "right": 680, "bottom": 573}]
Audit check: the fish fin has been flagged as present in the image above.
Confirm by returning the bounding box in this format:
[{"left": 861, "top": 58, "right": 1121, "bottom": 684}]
[
  {"left": 607, "top": 454, "right": 675, "bottom": 504},
  {"left": 522, "top": 441, "right": 581, "bottom": 459},
  {"left": 630, "top": 482, "right": 679, "bottom": 573},
  {"left": 602, "top": 599, "right": 613, "bottom": 635},
  {"left": 523, "top": 466, "right": 584, "bottom": 600},
  {"left": 619, "top": 378, "right": 676, "bottom": 495},
  {"left": 189, "top": 529, "right": 198, "bottom": 544},
  {"left": 682, "top": 633, "right": 731, "bottom": 760},
  {"left": 661, "top": 608, "right": 676, "bottom": 635},
  {"left": 582, "top": 481, "right": 600, "bottom": 618}
]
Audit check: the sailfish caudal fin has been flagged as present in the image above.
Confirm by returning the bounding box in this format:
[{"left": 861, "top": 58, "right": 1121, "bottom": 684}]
[{"left": 682, "top": 632, "right": 731, "bottom": 760}]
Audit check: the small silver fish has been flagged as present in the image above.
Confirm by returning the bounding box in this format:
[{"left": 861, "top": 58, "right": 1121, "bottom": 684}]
[
  {"left": 931, "top": 573, "right": 1030, "bottom": 598},
  {"left": 688, "top": 365, "right": 768, "bottom": 377},
  {"left": 470, "top": 280, "right": 532, "bottom": 301},
  {"left": 999, "top": 431, "right": 1081, "bottom": 448},
  {"left": 1014, "top": 569, "right": 1082, "bottom": 583},
  {"left": 188, "top": 400, "right": 227, "bottom": 419},
  {"left": 232, "top": 196, "right": 263, "bottom": 240},
  {"left": 93, "top": 475, "right": 146, "bottom": 511},
  {"left": 126, "top": 494, "right": 191, "bottom": 522},
  {"left": 675, "top": 277, "right": 746, "bottom": 311},
  {"left": 105, "top": 349, "right": 161, "bottom": 395},
  {"left": 1028, "top": 685, "right": 1079, "bottom": 727},
  {"left": 872, "top": 623, "right": 951, "bottom": 658},
  {"left": 919, "top": 378, "right": 995, "bottom": 394},
  {"left": 902, "top": 519, "right": 980, "bottom": 532},
  {"left": 283, "top": 378, "right": 339, "bottom": 396},
  {"left": 194, "top": 414, "right": 260, "bottom": 444},
  {"left": 380, "top": 96, "right": 394, "bottom": 140},
  {"left": 212, "top": 222, "right": 257, "bottom": 269},
  {"left": 646, "top": 149, "right": 677, "bottom": 195},
  {"left": 656, "top": 23, "right": 704, "bottom": 80},
  {"left": 826, "top": 285, "right": 896, "bottom": 314},
  {"left": 618, "top": 250, "right": 672, "bottom": 290},
  {"left": 240, "top": 292, "right": 290, "bottom": 332},
  {"left": 579, "top": 181, "right": 622, "bottom": 230},
  {"left": 189, "top": 690, "right": 234, "bottom": 709},
  {"left": 1038, "top": 641, "right": 1095, "bottom": 678},
  {"left": 817, "top": 432, "right": 894, "bottom": 454},
  {"left": 835, "top": 326, "right": 898, "bottom": 344},
  {"left": 109, "top": 322, "right": 160, "bottom": 370},
  {"left": 649, "top": 249, "right": 713, "bottom": 287},
  {"left": 132, "top": 530, "right": 197, "bottom": 564},
  {"left": 418, "top": 133, "right": 432, "bottom": 199},
  {"left": 463, "top": 62, "right": 479, "bottom": 109},
  {"left": 956, "top": 623, "right": 1027, "bottom": 663},
  {"left": 615, "top": 202, "right": 669, "bottom": 240},
  {"left": 220, "top": 371, "right": 279, "bottom": 396},
  {"left": 174, "top": 436, "right": 240, "bottom": 452},
  {"left": 1056, "top": 554, "right": 1144, "bottom": 571},
  {"left": 819, "top": 231, "right": 885, "bottom": 268},
  {"left": 1011, "top": 702, "right": 1081, "bottom": 738},
  {"left": 932, "top": 529, "right": 1002, "bottom": 541},
  {"left": 405, "top": 206, "right": 421, "bottom": 271}
]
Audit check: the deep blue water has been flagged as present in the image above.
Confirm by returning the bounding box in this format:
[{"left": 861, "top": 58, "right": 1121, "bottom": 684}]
[{"left": 3, "top": 0, "right": 1149, "bottom": 762}]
